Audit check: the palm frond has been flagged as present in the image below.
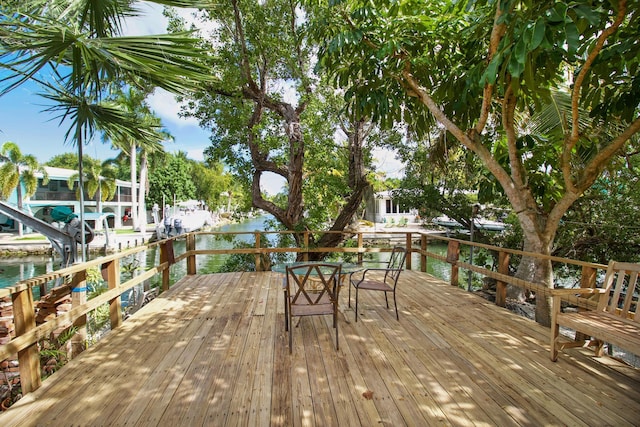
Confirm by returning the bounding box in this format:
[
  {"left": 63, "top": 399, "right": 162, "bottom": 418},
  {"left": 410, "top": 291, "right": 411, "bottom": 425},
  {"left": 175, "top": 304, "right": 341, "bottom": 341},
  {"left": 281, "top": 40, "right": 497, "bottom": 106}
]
[
  {"left": 1, "top": 12, "right": 215, "bottom": 97},
  {"left": 40, "top": 87, "right": 165, "bottom": 145}
]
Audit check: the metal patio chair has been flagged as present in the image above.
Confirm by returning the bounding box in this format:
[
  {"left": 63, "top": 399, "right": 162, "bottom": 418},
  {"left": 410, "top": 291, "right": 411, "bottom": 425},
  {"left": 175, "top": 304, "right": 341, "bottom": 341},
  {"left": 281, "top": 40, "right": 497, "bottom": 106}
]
[
  {"left": 284, "top": 263, "right": 342, "bottom": 353},
  {"left": 349, "top": 246, "right": 407, "bottom": 321}
]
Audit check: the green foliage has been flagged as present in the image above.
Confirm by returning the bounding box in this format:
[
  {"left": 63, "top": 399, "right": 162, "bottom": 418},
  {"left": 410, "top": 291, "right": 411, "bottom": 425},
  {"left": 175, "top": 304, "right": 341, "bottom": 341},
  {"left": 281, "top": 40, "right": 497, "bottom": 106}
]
[
  {"left": 215, "top": 234, "right": 288, "bottom": 272},
  {"left": 0, "top": 141, "right": 49, "bottom": 202},
  {"left": 553, "top": 160, "right": 640, "bottom": 264},
  {"left": 45, "top": 153, "right": 84, "bottom": 169},
  {"left": 147, "top": 151, "right": 197, "bottom": 207},
  {"left": 189, "top": 160, "right": 245, "bottom": 212},
  {"left": 67, "top": 157, "right": 117, "bottom": 202},
  {"left": 311, "top": 0, "right": 640, "bottom": 267}
]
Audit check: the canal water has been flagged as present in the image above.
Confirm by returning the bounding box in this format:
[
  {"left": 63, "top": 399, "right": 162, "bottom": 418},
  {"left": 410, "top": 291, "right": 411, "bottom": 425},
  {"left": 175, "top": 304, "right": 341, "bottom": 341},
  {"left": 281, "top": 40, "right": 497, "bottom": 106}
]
[{"left": 0, "top": 215, "right": 450, "bottom": 291}]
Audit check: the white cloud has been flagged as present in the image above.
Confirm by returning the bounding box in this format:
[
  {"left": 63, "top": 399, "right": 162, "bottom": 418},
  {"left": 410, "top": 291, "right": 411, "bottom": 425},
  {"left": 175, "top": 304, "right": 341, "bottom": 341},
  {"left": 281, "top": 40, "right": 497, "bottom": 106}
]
[
  {"left": 185, "top": 147, "right": 206, "bottom": 161},
  {"left": 372, "top": 147, "right": 405, "bottom": 178},
  {"left": 261, "top": 172, "right": 286, "bottom": 195},
  {"left": 147, "top": 89, "right": 199, "bottom": 127},
  {"left": 122, "top": 2, "right": 168, "bottom": 36}
]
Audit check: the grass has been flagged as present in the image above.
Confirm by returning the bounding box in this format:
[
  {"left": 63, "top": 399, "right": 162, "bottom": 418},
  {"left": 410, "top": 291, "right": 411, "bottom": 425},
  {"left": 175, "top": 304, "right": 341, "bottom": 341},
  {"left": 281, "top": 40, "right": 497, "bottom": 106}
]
[
  {"left": 16, "top": 235, "right": 48, "bottom": 241},
  {"left": 13, "top": 228, "right": 148, "bottom": 240}
]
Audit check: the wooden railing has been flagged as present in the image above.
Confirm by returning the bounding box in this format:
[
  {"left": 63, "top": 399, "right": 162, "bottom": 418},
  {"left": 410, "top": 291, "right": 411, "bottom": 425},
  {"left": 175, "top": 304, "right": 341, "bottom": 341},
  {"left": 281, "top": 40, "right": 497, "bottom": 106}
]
[{"left": 0, "top": 229, "right": 607, "bottom": 396}]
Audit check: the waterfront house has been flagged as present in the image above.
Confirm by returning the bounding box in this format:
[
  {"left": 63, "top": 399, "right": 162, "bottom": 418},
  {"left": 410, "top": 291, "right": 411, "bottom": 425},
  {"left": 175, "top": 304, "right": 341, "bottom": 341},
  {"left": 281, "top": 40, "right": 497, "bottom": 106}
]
[
  {"left": 364, "top": 190, "right": 419, "bottom": 225},
  {"left": 0, "top": 166, "right": 138, "bottom": 231}
]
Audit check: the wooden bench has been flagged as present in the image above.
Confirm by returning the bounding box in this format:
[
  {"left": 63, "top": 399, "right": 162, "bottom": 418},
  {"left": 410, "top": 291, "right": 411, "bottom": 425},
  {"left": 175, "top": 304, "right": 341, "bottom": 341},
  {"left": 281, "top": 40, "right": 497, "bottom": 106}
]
[{"left": 551, "top": 260, "right": 640, "bottom": 362}]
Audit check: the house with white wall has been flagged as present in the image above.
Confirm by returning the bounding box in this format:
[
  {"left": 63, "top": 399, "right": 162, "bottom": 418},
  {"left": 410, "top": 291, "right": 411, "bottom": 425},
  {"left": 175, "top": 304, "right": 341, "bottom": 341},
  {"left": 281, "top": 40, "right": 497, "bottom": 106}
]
[
  {"left": 364, "top": 190, "right": 419, "bottom": 225},
  {"left": 0, "top": 166, "right": 137, "bottom": 231}
]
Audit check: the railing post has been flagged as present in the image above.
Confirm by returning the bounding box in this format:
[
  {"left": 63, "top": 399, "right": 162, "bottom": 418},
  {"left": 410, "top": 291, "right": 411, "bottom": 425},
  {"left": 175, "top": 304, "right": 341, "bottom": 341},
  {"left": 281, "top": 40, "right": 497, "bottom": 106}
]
[
  {"left": 405, "top": 233, "right": 412, "bottom": 270},
  {"left": 71, "top": 270, "right": 87, "bottom": 358},
  {"left": 303, "top": 232, "right": 310, "bottom": 262},
  {"left": 357, "top": 232, "right": 363, "bottom": 265},
  {"left": 580, "top": 266, "right": 597, "bottom": 288},
  {"left": 254, "top": 232, "right": 262, "bottom": 272},
  {"left": 446, "top": 241, "right": 460, "bottom": 287},
  {"left": 12, "top": 288, "right": 40, "bottom": 393},
  {"left": 104, "top": 260, "right": 122, "bottom": 330},
  {"left": 186, "top": 233, "right": 196, "bottom": 275},
  {"left": 495, "top": 251, "right": 510, "bottom": 307},
  {"left": 160, "top": 240, "right": 175, "bottom": 292},
  {"left": 575, "top": 265, "right": 597, "bottom": 342},
  {"left": 420, "top": 235, "right": 427, "bottom": 272}
]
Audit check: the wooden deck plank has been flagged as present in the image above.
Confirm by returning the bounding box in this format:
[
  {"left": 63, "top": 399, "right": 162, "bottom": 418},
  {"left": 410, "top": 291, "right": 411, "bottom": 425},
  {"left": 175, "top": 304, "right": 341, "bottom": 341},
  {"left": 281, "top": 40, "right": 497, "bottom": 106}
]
[
  {"left": 124, "top": 273, "right": 237, "bottom": 426},
  {"left": 143, "top": 273, "right": 238, "bottom": 426},
  {"left": 456, "top": 302, "right": 640, "bottom": 425},
  {"left": 248, "top": 272, "right": 279, "bottom": 427},
  {"left": 1, "top": 270, "right": 639, "bottom": 426},
  {"left": 224, "top": 272, "right": 274, "bottom": 425}
]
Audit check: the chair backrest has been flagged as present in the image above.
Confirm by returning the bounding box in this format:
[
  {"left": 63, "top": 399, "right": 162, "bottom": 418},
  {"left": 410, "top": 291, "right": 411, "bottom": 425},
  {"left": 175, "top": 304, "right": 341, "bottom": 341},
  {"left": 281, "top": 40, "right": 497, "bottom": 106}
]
[
  {"left": 286, "top": 263, "right": 342, "bottom": 308},
  {"left": 598, "top": 261, "right": 640, "bottom": 320},
  {"left": 383, "top": 246, "right": 407, "bottom": 287}
]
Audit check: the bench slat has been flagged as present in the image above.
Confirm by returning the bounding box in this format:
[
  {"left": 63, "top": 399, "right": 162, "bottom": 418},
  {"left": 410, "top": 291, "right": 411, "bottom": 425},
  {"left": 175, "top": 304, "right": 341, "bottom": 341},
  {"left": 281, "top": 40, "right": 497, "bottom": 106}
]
[{"left": 551, "top": 260, "right": 640, "bottom": 361}]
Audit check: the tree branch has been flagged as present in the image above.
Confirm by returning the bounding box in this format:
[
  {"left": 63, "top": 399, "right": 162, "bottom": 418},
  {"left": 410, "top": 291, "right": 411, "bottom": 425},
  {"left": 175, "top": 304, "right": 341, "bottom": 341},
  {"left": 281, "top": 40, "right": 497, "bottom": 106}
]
[
  {"left": 568, "top": 0, "right": 626, "bottom": 151},
  {"left": 475, "top": 2, "right": 508, "bottom": 135}
]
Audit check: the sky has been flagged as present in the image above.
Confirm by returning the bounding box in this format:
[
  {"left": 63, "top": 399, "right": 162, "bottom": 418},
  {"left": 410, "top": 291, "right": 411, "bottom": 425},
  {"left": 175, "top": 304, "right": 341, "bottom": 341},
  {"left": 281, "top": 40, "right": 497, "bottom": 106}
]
[{"left": 0, "top": 2, "right": 404, "bottom": 194}]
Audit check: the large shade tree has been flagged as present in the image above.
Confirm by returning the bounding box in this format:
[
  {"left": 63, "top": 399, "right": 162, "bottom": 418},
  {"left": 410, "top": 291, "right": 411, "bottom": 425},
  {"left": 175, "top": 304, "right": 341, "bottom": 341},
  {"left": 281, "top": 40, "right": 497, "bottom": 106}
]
[
  {"left": 313, "top": 0, "right": 640, "bottom": 324},
  {"left": 177, "top": 0, "right": 378, "bottom": 253},
  {"left": 0, "top": 141, "right": 49, "bottom": 236}
]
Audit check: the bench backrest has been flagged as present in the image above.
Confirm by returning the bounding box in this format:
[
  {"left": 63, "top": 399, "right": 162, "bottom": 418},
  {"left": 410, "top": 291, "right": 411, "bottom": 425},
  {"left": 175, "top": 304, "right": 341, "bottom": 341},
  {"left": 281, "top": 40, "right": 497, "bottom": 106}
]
[{"left": 598, "top": 261, "right": 640, "bottom": 322}]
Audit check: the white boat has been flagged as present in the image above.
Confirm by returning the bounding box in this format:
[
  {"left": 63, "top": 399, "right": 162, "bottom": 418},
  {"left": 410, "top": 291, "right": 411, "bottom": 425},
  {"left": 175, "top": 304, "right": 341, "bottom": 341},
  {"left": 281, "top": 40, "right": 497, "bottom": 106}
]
[
  {"left": 157, "top": 201, "right": 214, "bottom": 237},
  {"left": 432, "top": 216, "right": 506, "bottom": 231}
]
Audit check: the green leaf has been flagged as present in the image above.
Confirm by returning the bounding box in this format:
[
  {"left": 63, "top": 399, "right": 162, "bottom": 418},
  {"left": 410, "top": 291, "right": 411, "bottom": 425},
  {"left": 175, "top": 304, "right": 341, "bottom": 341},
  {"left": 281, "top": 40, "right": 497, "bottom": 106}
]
[
  {"left": 484, "top": 55, "right": 501, "bottom": 84},
  {"left": 514, "top": 37, "right": 527, "bottom": 65},
  {"left": 573, "top": 4, "right": 601, "bottom": 26},
  {"left": 547, "top": 4, "right": 565, "bottom": 23},
  {"left": 508, "top": 53, "right": 524, "bottom": 77},
  {"left": 565, "top": 21, "right": 580, "bottom": 57},
  {"left": 530, "top": 19, "right": 546, "bottom": 50}
]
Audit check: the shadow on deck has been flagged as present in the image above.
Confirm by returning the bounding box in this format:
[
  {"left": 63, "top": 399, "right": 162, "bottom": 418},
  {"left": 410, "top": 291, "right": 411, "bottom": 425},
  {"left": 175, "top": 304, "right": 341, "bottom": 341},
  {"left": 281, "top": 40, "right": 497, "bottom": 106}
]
[{"left": 1, "top": 271, "right": 639, "bottom": 426}]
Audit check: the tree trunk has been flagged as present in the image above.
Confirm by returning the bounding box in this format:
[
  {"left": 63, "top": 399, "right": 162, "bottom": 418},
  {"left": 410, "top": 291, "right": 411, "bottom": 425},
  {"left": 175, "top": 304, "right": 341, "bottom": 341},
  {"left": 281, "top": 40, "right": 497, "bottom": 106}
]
[
  {"left": 16, "top": 182, "right": 23, "bottom": 237},
  {"left": 514, "top": 230, "right": 554, "bottom": 326},
  {"left": 138, "top": 152, "right": 149, "bottom": 231},
  {"left": 129, "top": 142, "right": 138, "bottom": 230}
]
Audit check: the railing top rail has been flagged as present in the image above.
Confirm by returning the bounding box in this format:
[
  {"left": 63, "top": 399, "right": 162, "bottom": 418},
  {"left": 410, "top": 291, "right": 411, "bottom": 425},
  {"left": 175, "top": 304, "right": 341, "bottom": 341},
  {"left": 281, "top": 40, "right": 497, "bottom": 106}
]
[
  {"left": 1, "top": 229, "right": 608, "bottom": 299},
  {"left": 418, "top": 231, "right": 607, "bottom": 270}
]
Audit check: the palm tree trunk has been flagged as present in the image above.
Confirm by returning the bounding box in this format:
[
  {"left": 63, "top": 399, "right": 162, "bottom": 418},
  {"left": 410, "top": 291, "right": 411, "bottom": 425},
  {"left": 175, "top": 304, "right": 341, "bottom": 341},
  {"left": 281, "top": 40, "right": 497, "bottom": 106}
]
[
  {"left": 137, "top": 152, "right": 148, "bottom": 231},
  {"left": 129, "top": 142, "right": 138, "bottom": 230},
  {"left": 16, "top": 182, "right": 23, "bottom": 237}
]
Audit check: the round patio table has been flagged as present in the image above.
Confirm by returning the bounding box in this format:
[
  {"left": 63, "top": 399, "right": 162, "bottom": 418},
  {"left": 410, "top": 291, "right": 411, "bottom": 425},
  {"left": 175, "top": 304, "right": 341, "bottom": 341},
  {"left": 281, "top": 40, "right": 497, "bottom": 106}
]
[{"left": 272, "top": 261, "right": 362, "bottom": 276}]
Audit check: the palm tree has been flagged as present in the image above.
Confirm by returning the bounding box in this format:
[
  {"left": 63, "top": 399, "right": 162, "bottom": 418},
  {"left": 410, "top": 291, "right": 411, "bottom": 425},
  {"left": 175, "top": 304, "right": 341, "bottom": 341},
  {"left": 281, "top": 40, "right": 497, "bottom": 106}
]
[
  {"left": 1, "top": 0, "right": 213, "bottom": 258},
  {"left": 0, "top": 141, "right": 49, "bottom": 236},
  {"left": 67, "top": 158, "right": 117, "bottom": 214},
  {"left": 106, "top": 88, "right": 171, "bottom": 231}
]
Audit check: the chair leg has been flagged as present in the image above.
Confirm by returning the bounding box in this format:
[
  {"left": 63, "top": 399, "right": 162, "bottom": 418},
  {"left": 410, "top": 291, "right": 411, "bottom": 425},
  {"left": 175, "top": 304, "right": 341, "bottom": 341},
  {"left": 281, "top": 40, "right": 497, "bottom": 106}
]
[
  {"left": 335, "top": 307, "right": 339, "bottom": 351},
  {"left": 284, "top": 290, "right": 289, "bottom": 331},
  {"left": 393, "top": 291, "right": 399, "bottom": 320},
  {"left": 384, "top": 292, "right": 389, "bottom": 308},
  {"left": 550, "top": 323, "right": 559, "bottom": 361},
  {"left": 289, "top": 314, "right": 293, "bottom": 354},
  {"left": 354, "top": 287, "right": 359, "bottom": 322}
]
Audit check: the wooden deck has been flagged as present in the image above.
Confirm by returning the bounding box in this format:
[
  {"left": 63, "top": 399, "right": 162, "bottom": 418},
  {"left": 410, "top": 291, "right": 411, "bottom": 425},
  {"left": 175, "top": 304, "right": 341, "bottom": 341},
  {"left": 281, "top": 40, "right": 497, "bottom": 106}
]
[{"left": 1, "top": 270, "right": 639, "bottom": 426}]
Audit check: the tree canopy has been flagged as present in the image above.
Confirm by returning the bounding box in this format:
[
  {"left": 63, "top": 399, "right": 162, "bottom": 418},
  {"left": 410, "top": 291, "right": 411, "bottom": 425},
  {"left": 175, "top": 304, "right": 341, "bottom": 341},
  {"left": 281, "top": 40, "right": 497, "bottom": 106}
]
[
  {"left": 311, "top": 0, "right": 640, "bottom": 323},
  {"left": 177, "top": 0, "right": 391, "bottom": 254}
]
